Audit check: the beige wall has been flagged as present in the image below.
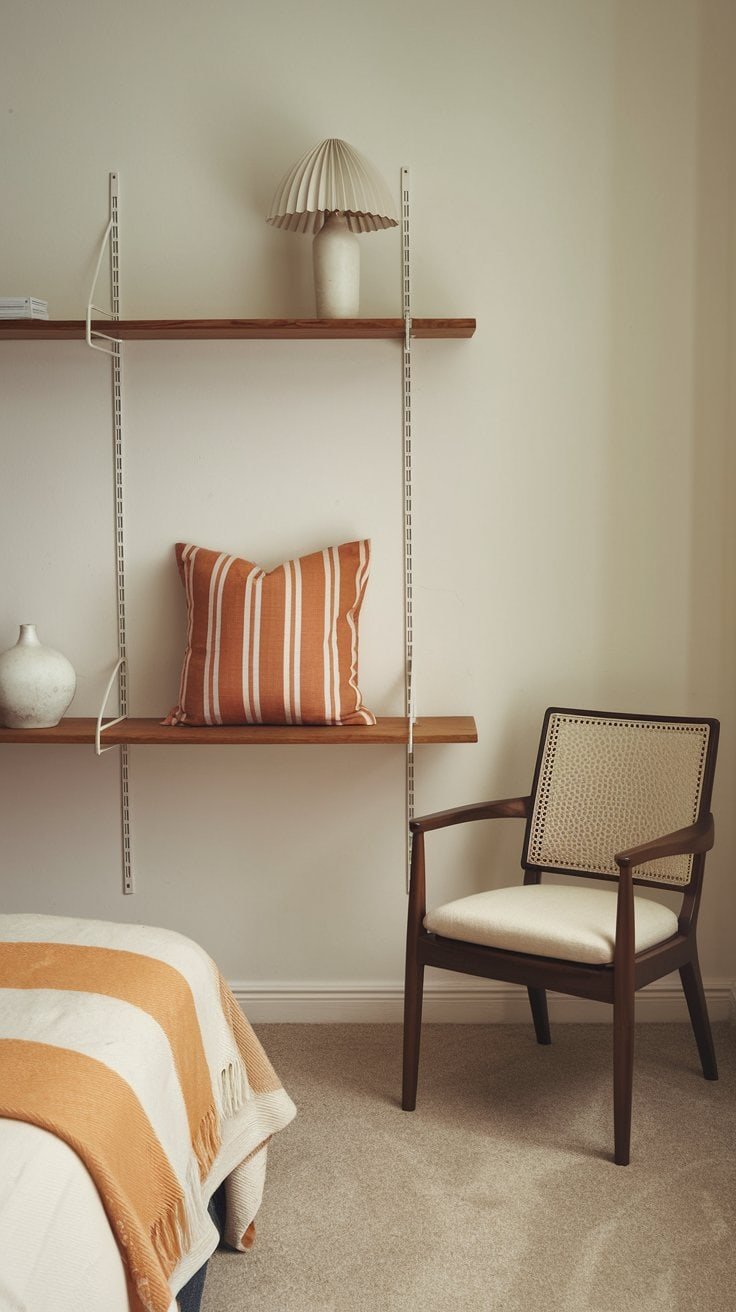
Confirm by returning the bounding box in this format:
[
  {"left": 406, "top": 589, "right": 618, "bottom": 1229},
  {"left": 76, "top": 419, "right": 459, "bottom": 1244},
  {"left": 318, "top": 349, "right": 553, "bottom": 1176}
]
[{"left": 1, "top": 0, "right": 734, "bottom": 1012}]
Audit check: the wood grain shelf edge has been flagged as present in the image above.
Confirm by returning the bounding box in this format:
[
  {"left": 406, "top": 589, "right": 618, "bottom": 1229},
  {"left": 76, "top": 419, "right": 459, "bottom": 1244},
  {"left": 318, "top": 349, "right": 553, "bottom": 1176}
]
[
  {"left": 0, "top": 716, "right": 478, "bottom": 746},
  {"left": 0, "top": 317, "right": 476, "bottom": 341}
]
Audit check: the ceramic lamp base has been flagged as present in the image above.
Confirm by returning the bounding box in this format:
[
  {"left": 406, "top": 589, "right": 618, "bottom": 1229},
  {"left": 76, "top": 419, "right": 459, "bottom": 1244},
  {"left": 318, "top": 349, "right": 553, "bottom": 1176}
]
[{"left": 313, "top": 213, "right": 359, "bottom": 318}]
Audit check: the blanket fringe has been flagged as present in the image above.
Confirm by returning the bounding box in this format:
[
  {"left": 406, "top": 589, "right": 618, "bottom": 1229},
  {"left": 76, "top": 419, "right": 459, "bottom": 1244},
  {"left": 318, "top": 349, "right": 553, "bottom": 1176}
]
[
  {"left": 220, "top": 1059, "right": 248, "bottom": 1119},
  {"left": 193, "top": 1104, "right": 221, "bottom": 1182},
  {"left": 150, "top": 1158, "right": 211, "bottom": 1277},
  {"left": 151, "top": 1194, "right": 191, "bottom": 1274}
]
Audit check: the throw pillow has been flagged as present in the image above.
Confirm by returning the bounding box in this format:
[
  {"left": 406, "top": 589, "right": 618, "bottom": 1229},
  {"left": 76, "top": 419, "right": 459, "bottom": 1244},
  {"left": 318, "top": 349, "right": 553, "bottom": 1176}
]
[{"left": 166, "top": 539, "right": 375, "bottom": 726}]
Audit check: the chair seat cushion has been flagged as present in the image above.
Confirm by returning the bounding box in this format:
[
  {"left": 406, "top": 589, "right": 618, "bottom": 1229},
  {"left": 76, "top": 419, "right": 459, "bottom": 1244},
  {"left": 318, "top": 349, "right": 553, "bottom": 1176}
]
[{"left": 423, "top": 883, "right": 679, "bottom": 965}]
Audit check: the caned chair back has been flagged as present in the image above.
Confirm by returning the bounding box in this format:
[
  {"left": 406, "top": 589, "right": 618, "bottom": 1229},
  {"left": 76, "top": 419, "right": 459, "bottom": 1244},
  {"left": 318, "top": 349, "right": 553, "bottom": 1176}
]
[{"left": 523, "top": 709, "right": 718, "bottom": 888}]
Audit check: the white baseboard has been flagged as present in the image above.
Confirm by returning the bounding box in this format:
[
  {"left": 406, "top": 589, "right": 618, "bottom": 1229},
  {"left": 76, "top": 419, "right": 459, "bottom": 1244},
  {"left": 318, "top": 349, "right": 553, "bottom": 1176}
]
[{"left": 230, "top": 977, "right": 735, "bottom": 1024}]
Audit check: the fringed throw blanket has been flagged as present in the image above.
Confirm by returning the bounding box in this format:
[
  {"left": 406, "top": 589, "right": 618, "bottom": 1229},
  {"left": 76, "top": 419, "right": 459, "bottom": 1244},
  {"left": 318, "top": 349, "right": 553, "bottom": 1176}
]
[{"left": 0, "top": 914, "right": 296, "bottom": 1312}]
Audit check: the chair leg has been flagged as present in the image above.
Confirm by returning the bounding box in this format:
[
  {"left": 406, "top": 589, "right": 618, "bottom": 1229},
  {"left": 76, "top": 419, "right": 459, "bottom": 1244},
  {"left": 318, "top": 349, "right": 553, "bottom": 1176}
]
[
  {"left": 402, "top": 957, "right": 425, "bottom": 1111},
  {"left": 680, "top": 956, "right": 718, "bottom": 1080},
  {"left": 613, "top": 987, "right": 634, "bottom": 1166},
  {"left": 527, "top": 987, "right": 551, "bottom": 1044}
]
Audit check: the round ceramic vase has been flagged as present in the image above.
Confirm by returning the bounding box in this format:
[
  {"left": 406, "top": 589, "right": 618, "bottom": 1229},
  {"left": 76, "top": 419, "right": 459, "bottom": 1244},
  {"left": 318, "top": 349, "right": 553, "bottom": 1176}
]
[{"left": 0, "top": 624, "right": 76, "bottom": 728}]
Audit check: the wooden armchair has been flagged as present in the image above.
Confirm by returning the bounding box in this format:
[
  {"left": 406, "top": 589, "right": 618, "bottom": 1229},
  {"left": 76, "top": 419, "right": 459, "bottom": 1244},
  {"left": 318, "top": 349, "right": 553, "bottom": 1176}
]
[{"left": 402, "top": 708, "right": 720, "bottom": 1165}]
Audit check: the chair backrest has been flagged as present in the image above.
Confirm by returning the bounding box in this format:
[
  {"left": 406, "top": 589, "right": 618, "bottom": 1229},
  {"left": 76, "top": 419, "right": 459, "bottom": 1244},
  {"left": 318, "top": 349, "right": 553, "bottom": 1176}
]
[{"left": 522, "top": 709, "right": 719, "bottom": 888}]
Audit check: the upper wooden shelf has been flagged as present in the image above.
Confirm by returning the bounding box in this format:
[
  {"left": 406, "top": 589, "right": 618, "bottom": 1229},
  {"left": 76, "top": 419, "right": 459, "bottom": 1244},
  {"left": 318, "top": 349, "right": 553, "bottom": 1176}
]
[
  {"left": 0, "top": 318, "right": 476, "bottom": 341},
  {"left": 0, "top": 716, "right": 477, "bottom": 746}
]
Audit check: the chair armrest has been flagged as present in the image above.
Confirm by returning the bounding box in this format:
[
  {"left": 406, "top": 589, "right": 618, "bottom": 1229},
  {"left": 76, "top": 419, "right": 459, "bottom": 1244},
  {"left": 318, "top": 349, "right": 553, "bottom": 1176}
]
[
  {"left": 614, "top": 814, "right": 714, "bottom": 870},
  {"left": 410, "top": 796, "right": 531, "bottom": 835}
]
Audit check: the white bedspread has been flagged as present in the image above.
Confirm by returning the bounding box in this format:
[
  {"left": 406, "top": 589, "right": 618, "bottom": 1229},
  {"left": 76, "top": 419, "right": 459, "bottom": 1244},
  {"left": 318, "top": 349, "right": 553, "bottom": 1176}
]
[{"left": 0, "top": 1118, "right": 130, "bottom": 1312}]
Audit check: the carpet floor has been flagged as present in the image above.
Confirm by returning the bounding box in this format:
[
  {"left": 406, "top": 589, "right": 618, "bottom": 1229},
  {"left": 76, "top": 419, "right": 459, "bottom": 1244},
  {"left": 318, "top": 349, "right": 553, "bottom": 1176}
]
[{"left": 202, "top": 1022, "right": 735, "bottom": 1312}]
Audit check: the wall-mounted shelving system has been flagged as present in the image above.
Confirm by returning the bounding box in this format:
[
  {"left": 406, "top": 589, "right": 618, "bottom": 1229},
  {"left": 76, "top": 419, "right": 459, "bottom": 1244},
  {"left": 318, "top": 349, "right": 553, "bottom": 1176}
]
[{"left": 0, "top": 172, "right": 477, "bottom": 893}]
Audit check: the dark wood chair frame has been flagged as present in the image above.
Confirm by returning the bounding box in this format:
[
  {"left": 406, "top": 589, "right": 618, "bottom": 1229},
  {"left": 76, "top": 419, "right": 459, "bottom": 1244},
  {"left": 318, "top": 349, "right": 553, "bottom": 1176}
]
[{"left": 402, "top": 709, "right": 720, "bottom": 1166}]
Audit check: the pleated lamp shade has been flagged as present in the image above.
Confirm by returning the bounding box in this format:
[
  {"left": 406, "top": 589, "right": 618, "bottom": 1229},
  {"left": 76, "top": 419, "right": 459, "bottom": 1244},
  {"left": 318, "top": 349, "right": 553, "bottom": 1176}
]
[
  {"left": 266, "top": 138, "right": 398, "bottom": 235},
  {"left": 266, "top": 138, "right": 397, "bottom": 318}
]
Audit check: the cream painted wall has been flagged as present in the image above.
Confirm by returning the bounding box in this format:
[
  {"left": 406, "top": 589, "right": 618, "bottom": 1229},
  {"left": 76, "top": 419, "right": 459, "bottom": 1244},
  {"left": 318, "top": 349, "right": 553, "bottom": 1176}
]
[{"left": 1, "top": 0, "right": 734, "bottom": 1004}]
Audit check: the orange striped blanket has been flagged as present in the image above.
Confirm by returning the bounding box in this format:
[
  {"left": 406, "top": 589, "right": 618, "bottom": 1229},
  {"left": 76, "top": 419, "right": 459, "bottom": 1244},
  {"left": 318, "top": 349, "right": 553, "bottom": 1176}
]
[{"left": 0, "top": 914, "right": 296, "bottom": 1312}]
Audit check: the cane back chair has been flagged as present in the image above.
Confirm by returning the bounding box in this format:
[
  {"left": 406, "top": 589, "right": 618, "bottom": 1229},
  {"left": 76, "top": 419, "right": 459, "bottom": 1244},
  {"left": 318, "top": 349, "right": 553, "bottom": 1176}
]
[{"left": 402, "top": 708, "right": 719, "bottom": 1165}]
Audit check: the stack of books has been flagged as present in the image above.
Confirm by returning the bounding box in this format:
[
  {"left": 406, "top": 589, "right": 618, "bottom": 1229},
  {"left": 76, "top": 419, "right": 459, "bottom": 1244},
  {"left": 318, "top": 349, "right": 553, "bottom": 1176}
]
[{"left": 0, "top": 297, "right": 49, "bottom": 320}]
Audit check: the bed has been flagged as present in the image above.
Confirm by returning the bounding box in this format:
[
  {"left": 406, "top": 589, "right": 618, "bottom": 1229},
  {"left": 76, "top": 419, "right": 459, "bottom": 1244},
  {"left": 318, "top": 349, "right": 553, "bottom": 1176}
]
[{"left": 0, "top": 913, "right": 296, "bottom": 1312}]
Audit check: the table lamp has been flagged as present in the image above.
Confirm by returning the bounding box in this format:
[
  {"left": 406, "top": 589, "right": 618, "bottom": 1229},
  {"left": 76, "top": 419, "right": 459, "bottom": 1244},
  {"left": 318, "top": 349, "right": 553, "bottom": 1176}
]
[{"left": 266, "top": 138, "right": 397, "bottom": 318}]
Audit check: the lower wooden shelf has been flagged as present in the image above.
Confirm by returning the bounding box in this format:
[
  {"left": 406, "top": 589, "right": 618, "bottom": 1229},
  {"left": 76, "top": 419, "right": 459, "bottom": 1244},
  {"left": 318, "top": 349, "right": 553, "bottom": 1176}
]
[
  {"left": 0, "top": 716, "right": 477, "bottom": 746},
  {"left": 0, "top": 318, "right": 476, "bottom": 341}
]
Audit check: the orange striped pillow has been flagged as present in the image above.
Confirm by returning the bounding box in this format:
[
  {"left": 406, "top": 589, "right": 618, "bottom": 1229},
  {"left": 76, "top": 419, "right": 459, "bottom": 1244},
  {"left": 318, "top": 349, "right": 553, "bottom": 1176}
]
[{"left": 166, "top": 540, "right": 375, "bottom": 727}]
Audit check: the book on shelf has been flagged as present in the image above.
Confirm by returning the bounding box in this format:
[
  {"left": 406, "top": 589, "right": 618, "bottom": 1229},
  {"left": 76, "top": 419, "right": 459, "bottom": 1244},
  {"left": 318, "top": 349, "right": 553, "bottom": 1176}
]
[{"left": 0, "top": 297, "right": 49, "bottom": 319}]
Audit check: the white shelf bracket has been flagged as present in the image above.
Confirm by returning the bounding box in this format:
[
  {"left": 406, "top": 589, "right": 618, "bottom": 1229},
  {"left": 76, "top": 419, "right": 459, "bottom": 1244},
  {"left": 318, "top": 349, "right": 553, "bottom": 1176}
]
[
  {"left": 401, "top": 166, "right": 415, "bottom": 891},
  {"left": 86, "top": 173, "right": 122, "bottom": 354},
  {"left": 86, "top": 172, "right": 133, "bottom": 895},
  {"left": 95, "top": 657, "right": 127, "bottom": 755}
]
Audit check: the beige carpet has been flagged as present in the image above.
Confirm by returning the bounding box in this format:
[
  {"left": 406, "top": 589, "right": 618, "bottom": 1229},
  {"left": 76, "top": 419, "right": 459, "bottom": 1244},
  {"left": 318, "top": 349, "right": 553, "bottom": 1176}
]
[{"left": 202, "top": 1023, "right": 735, "bottom": 1312}]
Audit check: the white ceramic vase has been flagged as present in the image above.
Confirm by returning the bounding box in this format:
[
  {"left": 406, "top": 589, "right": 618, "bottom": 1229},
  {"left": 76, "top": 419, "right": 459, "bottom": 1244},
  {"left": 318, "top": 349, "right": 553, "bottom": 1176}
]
[
  {"left": 312, "top": 213, "right": 360, "bottom": 318},
  {"left": 0, "top": 624, "right": 76, "bottom": 728}
]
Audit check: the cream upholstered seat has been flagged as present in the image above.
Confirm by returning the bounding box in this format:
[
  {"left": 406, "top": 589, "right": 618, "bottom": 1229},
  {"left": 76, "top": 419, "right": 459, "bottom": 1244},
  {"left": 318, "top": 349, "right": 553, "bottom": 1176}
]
[
  {"left": 424, "top": 883, "right": 679, "bottom": 965},
  {"left": 402, "top": 707, "right": 720, "bottom": 1166}
]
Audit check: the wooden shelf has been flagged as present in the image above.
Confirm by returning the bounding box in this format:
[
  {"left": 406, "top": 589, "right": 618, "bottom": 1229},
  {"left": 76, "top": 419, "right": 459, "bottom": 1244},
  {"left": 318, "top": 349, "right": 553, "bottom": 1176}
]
[
  {"left": 0, "top": 716, "right": 478, "bottom": 746},
  {"left": 0, "top": 317, "right": 476, "bottom": 341}
]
